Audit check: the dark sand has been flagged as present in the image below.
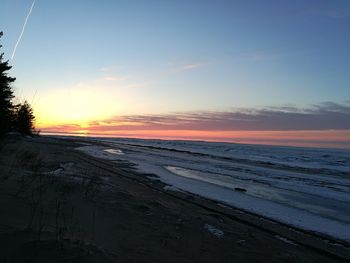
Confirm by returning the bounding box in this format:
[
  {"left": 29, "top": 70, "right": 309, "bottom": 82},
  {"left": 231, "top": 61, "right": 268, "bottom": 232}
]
[{"left": 0, "top": 135, "right": 349, "bottom": 262}]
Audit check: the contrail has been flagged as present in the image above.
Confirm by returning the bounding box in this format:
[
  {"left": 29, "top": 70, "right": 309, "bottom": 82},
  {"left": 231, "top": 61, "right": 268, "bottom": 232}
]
[{"left": 11, "top": 0, "right": 36, "bottom": 60}]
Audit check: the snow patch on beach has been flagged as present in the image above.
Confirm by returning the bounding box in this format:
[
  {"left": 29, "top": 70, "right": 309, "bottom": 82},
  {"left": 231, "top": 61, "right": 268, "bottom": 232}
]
[{"left": 204, "top": 224, "right": 224, "bottom": 238}]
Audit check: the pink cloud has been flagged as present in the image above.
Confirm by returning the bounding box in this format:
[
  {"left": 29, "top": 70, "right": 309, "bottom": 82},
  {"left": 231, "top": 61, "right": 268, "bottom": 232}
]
[{"left": 40, "top": 102, "right": 350, "bottom": 149}]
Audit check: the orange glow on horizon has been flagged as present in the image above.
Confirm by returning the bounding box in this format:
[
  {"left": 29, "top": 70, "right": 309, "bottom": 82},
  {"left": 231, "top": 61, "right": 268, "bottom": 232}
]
[{"left": 39, "top": 124, "right": 350, "bottom": 149}]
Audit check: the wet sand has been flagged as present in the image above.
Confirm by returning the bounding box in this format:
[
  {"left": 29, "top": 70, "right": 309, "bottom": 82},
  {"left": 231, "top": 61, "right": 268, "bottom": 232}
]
[{"left": 0, "top": 135, "right": 349, "bottom": 262}]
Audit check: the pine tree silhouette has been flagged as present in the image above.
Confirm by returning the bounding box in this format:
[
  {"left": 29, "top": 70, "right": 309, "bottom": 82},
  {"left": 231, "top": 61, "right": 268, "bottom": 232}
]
[
  {"left": 0, "top": 31, "right": 16, "bottom": 135},
  {"left": 16, "top": 101, "right": 35, "bottom": 135}
]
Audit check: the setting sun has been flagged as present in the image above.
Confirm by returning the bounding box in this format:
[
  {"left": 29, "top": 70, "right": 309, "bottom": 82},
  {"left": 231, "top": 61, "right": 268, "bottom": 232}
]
[{"left": 35, "top": 85, "right": 121, "bottom": 126}]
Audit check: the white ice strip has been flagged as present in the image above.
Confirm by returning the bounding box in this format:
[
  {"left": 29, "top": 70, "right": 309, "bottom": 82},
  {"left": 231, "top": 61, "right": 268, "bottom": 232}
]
[
  {"left": 101, "top": 142, "right": 350, "bottom": 202},
  {"left": 275, "top": 235, "right": 298, "bottom": 246},
  {"left": 150, "top": 164, "right": 350, "bottom": 241},
  {"left": 76, "top": 143, "right": 350, "bottom": 242},
  {"left": 104, "top": 149, "right": 124, "bottom": 155},
  {"left": 164, "top": 166, "right": 350, "bottom": 224},
  {"left": 77, "top": 146, "right": 122, "bottom": 160},
  {"left": 169, "top": 165, "right": 350, "bottom": 220},
  {"left": 95, "top": 137, "right": 350, "bottom": 173}
]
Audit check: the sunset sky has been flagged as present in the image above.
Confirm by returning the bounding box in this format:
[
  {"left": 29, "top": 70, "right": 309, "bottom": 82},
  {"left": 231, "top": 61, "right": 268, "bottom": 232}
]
[{"left": 1, "top": 0, "right": 349, "bottom": 148}]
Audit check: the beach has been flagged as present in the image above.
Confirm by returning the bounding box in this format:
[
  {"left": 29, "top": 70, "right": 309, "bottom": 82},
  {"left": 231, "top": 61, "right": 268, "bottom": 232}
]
[{"left": 0, "top": 135, "right": 349, "bottom": 262}]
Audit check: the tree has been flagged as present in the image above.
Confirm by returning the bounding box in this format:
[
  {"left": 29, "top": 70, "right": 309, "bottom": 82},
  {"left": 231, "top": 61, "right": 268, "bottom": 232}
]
[
  {"left": 0, "top": 31, "right": 16, "bottom": 135},
  {"left": 16, "top": 101, "right": 35, "bottom": 135}
]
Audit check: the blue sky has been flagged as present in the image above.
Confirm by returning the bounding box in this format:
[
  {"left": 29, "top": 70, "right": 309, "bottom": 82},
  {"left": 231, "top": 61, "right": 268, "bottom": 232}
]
[{"left": 0, "top": 0, "right": 350, "bottom": 147}]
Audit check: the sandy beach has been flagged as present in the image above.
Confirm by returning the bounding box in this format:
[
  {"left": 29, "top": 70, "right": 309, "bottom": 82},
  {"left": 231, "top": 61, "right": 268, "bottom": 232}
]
[{"left": 0, "top": 135, "right": 349, "bottom": 262}]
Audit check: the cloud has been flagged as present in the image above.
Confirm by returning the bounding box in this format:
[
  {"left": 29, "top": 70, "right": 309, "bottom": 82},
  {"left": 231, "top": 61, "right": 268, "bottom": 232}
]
[
  {"left": 99, "top": 66, "right": 120, "bottom": 72},
  {"left": 46, "top": 101, "right": 350, "bottom": 133},
  {"left": 103, "top": 76, "right": 128, "bottom": 81},
  {"left": 180, "top": 63, "right": 205, "bottom": 70},
  {"left": 11, "top": 0, "right": 35, "bottom": 60},
  {"left": 40, "top": 102, "right": 350, "bottom": 148}
]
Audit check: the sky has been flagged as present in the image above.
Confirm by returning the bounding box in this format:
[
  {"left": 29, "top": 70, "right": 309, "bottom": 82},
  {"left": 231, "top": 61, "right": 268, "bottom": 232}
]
[{"left": 0, "top": 0, "right": 349, "bottom": 148}]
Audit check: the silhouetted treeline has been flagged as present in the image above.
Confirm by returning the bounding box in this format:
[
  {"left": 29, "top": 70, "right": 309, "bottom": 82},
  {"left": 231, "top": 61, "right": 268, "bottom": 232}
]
[{"left": 0, "top": 31, "right": 36, "bottom": 136}]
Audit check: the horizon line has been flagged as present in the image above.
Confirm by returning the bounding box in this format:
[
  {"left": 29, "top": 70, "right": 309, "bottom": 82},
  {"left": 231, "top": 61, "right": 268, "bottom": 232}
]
[{"left": 40, "top": 130, "right": 350, "bottom": 151}]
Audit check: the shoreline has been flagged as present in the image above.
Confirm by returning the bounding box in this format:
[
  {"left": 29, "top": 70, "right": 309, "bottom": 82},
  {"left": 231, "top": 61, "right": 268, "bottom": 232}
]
[
  {"left": 72, "top": 139, "right": 350, "bottom": 259},
  {"left": 72, "top": 136, "right": 350, "bottom": 242},
  {"left": 42, "top": 132, "right": 350, "bottom": 151},
  {"left": 0, "top": 135, "right": 349, "bottom": 262}
]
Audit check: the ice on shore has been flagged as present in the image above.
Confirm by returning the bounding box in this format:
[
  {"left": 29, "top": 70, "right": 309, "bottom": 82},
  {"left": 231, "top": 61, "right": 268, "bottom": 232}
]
[
  {"left": 104, "top": 149, "right": 124, "bottom": 155},
  {"left": 76, "top": 138, "right": 350, "bottom": 242},
  {"left": 78, "top": 145, "right": 124, "bottom": 160}
]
